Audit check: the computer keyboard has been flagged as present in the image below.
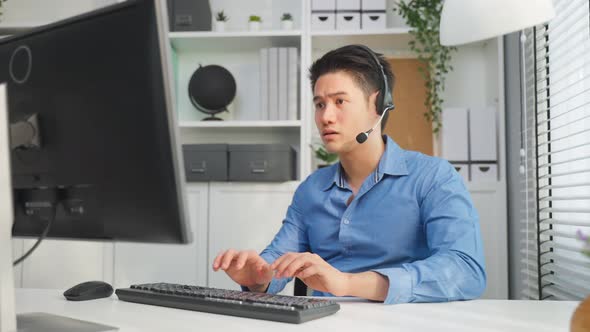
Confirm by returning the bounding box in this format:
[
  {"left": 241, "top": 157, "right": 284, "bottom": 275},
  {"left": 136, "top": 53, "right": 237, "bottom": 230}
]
[{"left": 115, "top": 283, "right": 340, "bottom": 324}]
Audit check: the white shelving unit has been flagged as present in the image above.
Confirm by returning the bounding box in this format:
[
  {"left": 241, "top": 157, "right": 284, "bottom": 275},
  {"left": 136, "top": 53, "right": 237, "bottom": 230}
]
[{"left": 172, "top": 0, "right": 418, "bottom": 180}]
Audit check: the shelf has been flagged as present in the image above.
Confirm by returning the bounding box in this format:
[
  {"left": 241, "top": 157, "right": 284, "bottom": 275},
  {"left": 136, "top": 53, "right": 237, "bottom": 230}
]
[
  {"left": 170, "top": 30, "right": 302, "bottom": 52},
  {"left": 311, "top": 28, "right": 414, "bottom": 56},
  {"left": 178, "top": 120, "right": 302, "bottom": 128},
  {"left": 170, "top": 30, "right": 302, "bottom": 38},
  {"left": 310, "top": 27, "right": 411, "bottom": 37}
]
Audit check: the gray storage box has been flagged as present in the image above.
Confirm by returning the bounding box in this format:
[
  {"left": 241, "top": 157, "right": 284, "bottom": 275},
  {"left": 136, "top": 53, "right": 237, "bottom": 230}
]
[
  {"left": 228, "top": 144, "right": 296, "bottom": 182},
  {"left": 182, "top": 144, "right": 228, "bottom": 181}
]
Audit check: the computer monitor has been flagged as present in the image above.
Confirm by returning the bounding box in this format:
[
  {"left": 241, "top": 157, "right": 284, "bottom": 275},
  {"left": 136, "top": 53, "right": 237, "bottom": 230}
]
[
  {"left": 0, "top": 0, "right": 190, "bottom": 330},
  {"left": 6, "top": 0, "right": 190, "bottom": 243}
]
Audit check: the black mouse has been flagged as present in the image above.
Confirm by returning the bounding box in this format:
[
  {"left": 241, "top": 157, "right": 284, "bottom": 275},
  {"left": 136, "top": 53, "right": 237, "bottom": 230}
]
[{"left": 63, "top": 281, "right": 114, "bottom": 301}]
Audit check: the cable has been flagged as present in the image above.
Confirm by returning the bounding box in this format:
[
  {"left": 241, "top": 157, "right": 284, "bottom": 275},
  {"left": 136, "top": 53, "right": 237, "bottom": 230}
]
[{"left": 13, "top": 212, "right": 55, "bottom": 266}]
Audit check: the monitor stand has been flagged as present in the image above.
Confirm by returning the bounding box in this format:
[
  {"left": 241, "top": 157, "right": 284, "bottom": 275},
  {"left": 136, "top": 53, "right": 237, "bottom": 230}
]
[{"left": 0, "top": 83, "right": 117, "bottom": 332}]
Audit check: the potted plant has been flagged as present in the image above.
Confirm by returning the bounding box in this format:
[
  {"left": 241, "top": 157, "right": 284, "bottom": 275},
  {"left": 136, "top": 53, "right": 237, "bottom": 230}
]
[
  {"left": 214, "top": 10, "right": 228, "bottom": 32},
  {"left": 313, "top": 144, "right": 338, "bottom": 169},
  {"left": 571, "top": 230, "right": 590, "bottom": 331},
  {"left": 281, "top": 13, "right": 293, "bottom": 30},
  {"left": 248, "top": 15, "right": 262, "bottom": 31},
  {"left": 394, "top": 0, "right": 457, "bottom": 134}
]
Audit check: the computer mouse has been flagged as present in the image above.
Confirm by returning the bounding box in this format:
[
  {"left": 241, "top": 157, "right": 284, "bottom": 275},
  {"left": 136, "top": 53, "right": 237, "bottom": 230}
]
[{"left": 63, "top": 281, "right": 114, "bottom": 301}]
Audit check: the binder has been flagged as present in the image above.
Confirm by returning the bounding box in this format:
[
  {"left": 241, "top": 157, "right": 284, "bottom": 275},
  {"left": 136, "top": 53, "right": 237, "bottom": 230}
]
[
  {"left": 287, "top": 47, "right": 299, "bottom": 120},
  {"left": 259, "top": 48, "right": 269, "bottom": 120},
  {"left": 278, "top": 48, "right": 289, "bottom": 120},
  {"left": 268, "top": 47, "right": 279, "bottom": 120}
]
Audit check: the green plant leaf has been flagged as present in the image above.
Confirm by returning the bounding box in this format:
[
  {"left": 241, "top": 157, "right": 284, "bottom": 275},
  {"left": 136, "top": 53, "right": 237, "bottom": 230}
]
[{"left": 399, "top": 0, "right": 455, "bottom": 133}]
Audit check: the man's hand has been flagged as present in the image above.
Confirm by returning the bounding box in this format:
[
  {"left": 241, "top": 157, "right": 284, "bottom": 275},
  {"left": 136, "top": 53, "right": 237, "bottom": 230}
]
[
  {"left": 212, "top": 249, "right": 273, "bottom": 292},
  {"left": 270, "top": 252, "right": 351, "bottom": 296}
]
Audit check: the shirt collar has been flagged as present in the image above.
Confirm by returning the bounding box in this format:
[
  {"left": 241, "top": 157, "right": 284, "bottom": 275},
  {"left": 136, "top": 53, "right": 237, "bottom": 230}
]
[
  {"left": 321, "top": 136, "right": 409, "bottom": 191},
  {"left": 379, "top": 135, "right": 409, "bottom": 177}
]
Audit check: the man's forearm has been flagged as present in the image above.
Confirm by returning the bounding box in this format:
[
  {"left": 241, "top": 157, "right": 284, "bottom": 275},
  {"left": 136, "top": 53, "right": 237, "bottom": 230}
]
[{"left": 344, "top": 271, "right": 389, "bottom": 302}]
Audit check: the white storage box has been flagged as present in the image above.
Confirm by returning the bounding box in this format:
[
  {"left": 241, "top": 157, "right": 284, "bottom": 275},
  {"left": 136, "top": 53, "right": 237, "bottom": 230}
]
[
  {"left": 311, "top": 13, "right": 336, "bottom": 30},
  {"left": 361, "top": 0, "right": 386, "bottom": 10},
  {"left": 470, "top": 107, "right": 498, "bottom": 161},
  {"left": 336, "top": 12, "right": 360, "bottom": 30},
  {"left": 361, "top": 13, "right": 386, "bottom": 29},
  {"left": 471, "top": 163, "right": 498, "bottom": 182},
  {"left": 312, "top": 0, "right": 336, "bottom": 11},
  {"left": 441, "top": 107, "right": 469, "bottom": 162},
  {"left": 452, "top": 163, "right": 469, "bottom": 183},
  {"left": 336, "top": 0, "right": 361, "bottom": 10}
]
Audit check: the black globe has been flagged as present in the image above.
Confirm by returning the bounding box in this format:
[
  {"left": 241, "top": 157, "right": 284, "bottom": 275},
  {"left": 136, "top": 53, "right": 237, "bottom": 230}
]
[{"left": 188, "top": 64, "right": 236, "bottom": 120}]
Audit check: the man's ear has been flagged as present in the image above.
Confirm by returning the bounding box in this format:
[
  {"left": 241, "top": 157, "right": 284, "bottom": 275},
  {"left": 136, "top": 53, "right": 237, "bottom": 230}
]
[{"left": 368, "top": 90, "right": 380, "bottom": 115}]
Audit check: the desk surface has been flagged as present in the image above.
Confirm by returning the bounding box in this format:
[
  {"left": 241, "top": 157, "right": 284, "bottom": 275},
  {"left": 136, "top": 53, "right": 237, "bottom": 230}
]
[{"left": 16, "top": 289, "right": 579, "bottom": 331}]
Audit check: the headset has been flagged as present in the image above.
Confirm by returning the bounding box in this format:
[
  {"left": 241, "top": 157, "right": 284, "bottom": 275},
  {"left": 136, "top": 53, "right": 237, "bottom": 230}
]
[{"left": 353, "top": 45, "right": 395, "bottom": 144}]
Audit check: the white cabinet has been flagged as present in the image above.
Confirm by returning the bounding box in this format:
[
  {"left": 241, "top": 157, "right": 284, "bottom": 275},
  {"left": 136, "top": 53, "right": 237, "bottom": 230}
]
[
  {"left": 207, "top": 182, "right": 298, "bottom": 295},
  {"left": 470, "top": 188, "right": 508, "bottom": 299},
  {"left": 112, "top": 184, "right": 209, "bottom": 288}
]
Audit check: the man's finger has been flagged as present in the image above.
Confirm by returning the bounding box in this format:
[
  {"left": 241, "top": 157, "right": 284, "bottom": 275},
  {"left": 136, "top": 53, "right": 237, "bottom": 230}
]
[
  {"left": 212, "top": 250, "right": 227, "bottom": 270},
  {"left": 296, "top": 265, "right": 320, "bottom": 279},
  {"left": 235, "top": 251, "right": 250, "bottom": 270},
  {"left": 273, "top": 253, "right": 300, "bottom": 278},
  {"left": 281, "top": 256, "right": 311, "bottom": 278},
  {"left": 269, "top": 252, "right": 298, "bottom": 270},
  {"left": 220, "top": 249, "right": 237, "bottom": 270}
]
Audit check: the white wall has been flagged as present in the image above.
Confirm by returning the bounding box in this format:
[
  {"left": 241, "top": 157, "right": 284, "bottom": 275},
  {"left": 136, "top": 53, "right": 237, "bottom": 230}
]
[{"left": 1, "top": 0, "right": 116, "bottom": 26}]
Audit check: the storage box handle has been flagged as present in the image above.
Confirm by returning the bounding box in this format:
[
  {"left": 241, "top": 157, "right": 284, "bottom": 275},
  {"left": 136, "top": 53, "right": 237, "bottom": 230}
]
[
  {"left": 250, "top": 160, "right": 268, "bottom": 173},
  {"left": 369, "top": 16, "right": 379, "bottom": 21},
  {"left": 479, "top": 166, "right": 490, "bottom": 172},
  {"left": 319, "top": 16, "right": 328, "bottom": 22},
  {"left": 344, "top": 16, "right": 353, "bottom": 21},
  {"left": 191, "top": 161, "right": 207, "bottom": 174}
]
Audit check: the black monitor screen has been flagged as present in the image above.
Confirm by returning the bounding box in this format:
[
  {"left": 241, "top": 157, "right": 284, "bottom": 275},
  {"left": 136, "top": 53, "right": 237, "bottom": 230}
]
[{"left": 3, "top": 0, "right": 190, "bottom": 243}]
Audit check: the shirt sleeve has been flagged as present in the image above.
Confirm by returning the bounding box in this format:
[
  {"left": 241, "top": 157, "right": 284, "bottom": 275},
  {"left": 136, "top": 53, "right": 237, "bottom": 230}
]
[
  {"left": 372, "top": 160, "right": 487, "bottom": 304},
  {"left": 241, "top": 183, "right": 310, "bottom": 294}
]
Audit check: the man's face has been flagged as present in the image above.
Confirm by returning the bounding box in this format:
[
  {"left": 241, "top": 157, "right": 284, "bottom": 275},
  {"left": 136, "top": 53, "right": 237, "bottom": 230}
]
[{"left": 313, "top": 71, "right": 379, "bottom": 154}]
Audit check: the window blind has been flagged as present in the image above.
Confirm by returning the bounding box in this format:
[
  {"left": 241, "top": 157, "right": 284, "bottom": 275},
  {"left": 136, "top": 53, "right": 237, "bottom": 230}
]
[{"left": 521, "top": 0, "right": 590, "bottom": 301}]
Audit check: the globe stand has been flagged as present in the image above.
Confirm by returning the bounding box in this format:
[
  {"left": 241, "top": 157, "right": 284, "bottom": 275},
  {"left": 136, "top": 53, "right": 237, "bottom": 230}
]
[
  {"left": 195, "top": 105, "right": 227, "bottom": 121},
  {"left": 202, "top": 115, "right": 223, "bottom": 121}
]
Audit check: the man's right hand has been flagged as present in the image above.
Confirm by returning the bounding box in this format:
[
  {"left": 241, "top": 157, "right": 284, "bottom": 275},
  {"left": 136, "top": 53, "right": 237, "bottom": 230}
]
[{"left": 212, "top": 249, "right": 273, "bottom": 292}]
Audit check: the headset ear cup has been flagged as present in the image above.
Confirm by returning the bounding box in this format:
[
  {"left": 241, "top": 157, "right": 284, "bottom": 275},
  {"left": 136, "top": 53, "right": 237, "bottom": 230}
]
[{"left": 380, "top": 108, "right": 390, "bottom": 131}]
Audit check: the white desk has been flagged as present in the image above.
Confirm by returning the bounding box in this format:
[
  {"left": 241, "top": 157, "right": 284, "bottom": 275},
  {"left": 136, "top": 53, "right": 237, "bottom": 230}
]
[{"left": 16, "top": 289, "right": 579, "bottom": 331}]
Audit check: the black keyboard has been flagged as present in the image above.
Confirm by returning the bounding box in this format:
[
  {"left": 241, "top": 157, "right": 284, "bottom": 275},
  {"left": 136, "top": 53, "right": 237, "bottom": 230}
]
[{"left": 115, "top": 283, "right": 340, "bottom": 324}]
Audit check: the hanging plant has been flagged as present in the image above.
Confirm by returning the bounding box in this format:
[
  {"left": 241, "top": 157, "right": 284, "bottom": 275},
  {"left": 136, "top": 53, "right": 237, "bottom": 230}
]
[{"left": 394, "top": 0, "right": 457, "bottom": 133}]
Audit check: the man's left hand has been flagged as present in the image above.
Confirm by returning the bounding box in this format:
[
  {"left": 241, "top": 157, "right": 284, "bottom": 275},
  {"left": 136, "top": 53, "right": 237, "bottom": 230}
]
[{"left": 270, "top": 252, "right": 350, "bottom": 296}]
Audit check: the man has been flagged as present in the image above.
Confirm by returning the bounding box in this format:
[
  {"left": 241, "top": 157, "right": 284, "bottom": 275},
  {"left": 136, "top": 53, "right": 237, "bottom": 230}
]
[{"left": 213, "top": 45, "right": 486, "bottom": 304}]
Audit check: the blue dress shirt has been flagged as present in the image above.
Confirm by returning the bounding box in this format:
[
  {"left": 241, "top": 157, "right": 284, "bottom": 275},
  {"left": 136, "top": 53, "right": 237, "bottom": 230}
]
[{"left": 256, "top": 136, "right": 486, "bottom": 304}]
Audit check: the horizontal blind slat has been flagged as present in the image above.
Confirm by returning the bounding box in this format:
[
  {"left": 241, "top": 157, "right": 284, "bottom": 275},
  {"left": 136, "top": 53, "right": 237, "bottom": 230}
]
[
  {"left": 538, "top": 154, "right": 590, "bottom": 168},
  {"left": 543, "top": 285, "right": 584, "bottom": 301},
  {"left": 539, "top": 218, "right": 590, "bottom": 227}
]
